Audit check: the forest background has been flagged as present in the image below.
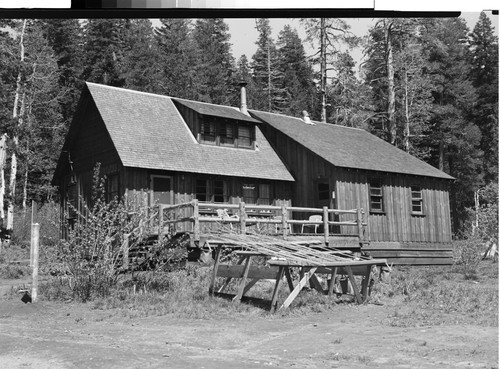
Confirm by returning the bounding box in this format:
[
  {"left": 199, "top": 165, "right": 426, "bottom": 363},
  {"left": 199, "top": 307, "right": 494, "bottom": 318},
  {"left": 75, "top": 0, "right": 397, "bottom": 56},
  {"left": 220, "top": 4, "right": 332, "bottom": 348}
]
[{"left": 0, "top": 14, "right": 497, "bottom": 240}]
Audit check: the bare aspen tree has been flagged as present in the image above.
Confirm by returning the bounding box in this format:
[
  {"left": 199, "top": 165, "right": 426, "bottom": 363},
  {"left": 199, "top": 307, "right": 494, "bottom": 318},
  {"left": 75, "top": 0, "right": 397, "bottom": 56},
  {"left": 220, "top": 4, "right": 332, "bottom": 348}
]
[{"left": 7, "top": 19, "right": 28, "bottom": 237}]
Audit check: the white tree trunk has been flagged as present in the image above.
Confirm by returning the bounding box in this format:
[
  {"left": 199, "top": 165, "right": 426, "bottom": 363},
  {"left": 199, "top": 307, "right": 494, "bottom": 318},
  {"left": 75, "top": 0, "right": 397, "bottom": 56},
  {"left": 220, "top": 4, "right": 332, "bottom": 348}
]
[
  {"left": 7, "top": 19, "right": 28, "bottom": 236},
  {"left": 0, "top": 134, "right": 7, "bottom": 222},
  {"left": 320, "top": 18, "right": 327, "bottom": 123}
]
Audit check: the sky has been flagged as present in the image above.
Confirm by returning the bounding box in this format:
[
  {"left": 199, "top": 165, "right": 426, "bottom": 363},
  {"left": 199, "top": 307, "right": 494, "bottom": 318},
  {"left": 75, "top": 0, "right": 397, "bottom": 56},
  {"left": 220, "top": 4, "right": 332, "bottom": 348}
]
[{"left": 225, "top": 12, "right": 499, "bottom": 72}]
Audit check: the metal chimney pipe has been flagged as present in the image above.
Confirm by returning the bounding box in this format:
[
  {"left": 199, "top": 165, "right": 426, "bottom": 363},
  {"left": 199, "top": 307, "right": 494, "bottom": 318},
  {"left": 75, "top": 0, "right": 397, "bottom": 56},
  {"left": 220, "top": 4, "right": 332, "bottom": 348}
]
[{"left": 239, "top": 81, "right": 249, "bottom": 116}]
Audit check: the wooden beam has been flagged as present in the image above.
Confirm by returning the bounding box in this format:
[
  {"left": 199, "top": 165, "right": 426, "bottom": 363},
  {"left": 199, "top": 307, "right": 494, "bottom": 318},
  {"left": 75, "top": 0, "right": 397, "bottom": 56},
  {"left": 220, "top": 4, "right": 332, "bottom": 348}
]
[
  {"left": 328, "top": 267, "right": 338, "bottom": 296},
  {"left": 209, "top": 244, "right": 222, "bottom": 295},
  {"left": 278, "top": 267, "right": 318, "bottom": 311},
  {"left": 360, "top": 265, "right": 372, "bottom": 302},
  {"left": 343, "top": 266, "right": 363, "bottom": 304},
  {"left": 284, "top": 267, "right": 294, "bottom": 292},
  {"left": 233, "top": 256, "right": 252, "bottom": 302},
  {"left": 270, "top": 266, "right": 285, "bottom": 313}
]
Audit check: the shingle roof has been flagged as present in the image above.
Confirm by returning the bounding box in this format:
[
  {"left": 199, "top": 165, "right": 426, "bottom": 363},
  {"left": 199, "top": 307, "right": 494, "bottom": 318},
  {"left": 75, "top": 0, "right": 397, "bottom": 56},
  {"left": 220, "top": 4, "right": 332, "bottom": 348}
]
[
  {"left": 173, "top": 98, "right": 261, "bottom": 124},
  {"left": 250, "top": 110, "right": 454, "bottom": 180},
  {"left": 83, "top": 83, "right": 294, "bottom": 181}
]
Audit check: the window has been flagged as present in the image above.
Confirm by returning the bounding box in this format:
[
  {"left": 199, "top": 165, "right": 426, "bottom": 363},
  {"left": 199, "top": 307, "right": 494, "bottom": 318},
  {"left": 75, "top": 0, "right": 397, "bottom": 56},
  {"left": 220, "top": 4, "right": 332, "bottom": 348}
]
[
  {"left": 411, "top": 186, "right": 423, "bottom": 215},
  {"left": 258, "top": 184, "right": 271, "bottom": 205},
  {"left": 214, "top": 180, "right": 228, "bottom": 203},
  {"left": 242, "top": 184, "right": 257, "bottom": 204},
  {"left": 200, "top": 121, "right": 216, "bottom": 144},
  {"left": 318, "top": 182, "right": 330, "bottom": 201},
  {"left": 198, "top": 118, "right": 254, "bottom": 149},
  {"left": 196, "top": 179, "right": 209, "bottom": 202},
  {"left": 237, "top": 124, "right": 252, "bottom": 148},
  {"left": 219, "top": 122, "right": 235, "bottom": 146},
  {"left": 196, "top": 179, "right": 228, "bottom": 203},
  {"left": 106, "top": 173, "right": 120, "bottom": 202},
  {"left": 369, "top": 179, "right": 384, "bottom": 213}
]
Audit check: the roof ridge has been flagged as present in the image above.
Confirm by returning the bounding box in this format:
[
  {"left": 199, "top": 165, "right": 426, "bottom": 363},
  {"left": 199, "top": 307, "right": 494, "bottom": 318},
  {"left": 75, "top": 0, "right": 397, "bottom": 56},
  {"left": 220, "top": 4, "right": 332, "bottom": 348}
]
[
  {"left": 250, "top": 109, "right": 365, "bottom": 132},
  {"left": 173, "top": 96, "right": 240, "bottom": 111},
  {"left": 86, "top": 82, "right": 172, "bottom": 99}
]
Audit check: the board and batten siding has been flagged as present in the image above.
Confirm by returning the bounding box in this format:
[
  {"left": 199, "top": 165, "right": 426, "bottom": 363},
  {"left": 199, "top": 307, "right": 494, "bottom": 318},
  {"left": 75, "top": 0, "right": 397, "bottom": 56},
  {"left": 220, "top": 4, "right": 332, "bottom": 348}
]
[
  {"left": 334, "top": 169, "right": 452, "bottom": 244},
  {"left": 262, "top": 124, "right": 453, "bottom": 245}
]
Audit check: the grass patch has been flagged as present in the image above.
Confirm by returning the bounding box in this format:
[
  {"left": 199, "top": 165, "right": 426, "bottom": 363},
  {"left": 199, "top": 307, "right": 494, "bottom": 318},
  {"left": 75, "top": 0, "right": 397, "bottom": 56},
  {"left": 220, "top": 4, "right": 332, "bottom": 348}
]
[{"left": 373, "top": 261, "right": 498, "bottom": 327}]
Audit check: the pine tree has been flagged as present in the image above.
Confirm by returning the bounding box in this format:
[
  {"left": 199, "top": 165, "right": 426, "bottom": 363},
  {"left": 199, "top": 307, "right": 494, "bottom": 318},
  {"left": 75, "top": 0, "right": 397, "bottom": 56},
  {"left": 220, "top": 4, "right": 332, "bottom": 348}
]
[
  {"left": 193, "top": 18, "right": 235, "bottom": 104},
  {"left": 423, "top": 17, "right": 483, "bottom": 232},
  {"left": 251, "top": 19, "right": 284, "bottom": 112},
  {"left": 82, "top": 19, "right": 125, "bottom": 87},
  {"left": 275, "top": 25, "right": 316, "bottom": 117},
  {"left": 155, "top": 18, "right": 200, "bottom": 99},
  {"left": 468, "top": 12, "right": 499, "bottom": 182},
  {"left": 119, "top": 19, "right": 160, "bottom": 93},
  {"left": 41, "top": 19, "right": 84, "bottom": 124},
  {"left": 300, "top": 18, "right": 359, "bottom": 122}
]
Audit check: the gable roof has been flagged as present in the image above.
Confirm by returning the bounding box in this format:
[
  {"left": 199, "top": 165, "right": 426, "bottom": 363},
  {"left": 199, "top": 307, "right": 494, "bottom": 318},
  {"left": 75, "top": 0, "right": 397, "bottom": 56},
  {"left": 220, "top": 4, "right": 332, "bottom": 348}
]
[
  {"left": 58, "top": 83, "right": 294, "bottom": 182},
  {"left": 250, "top": 110, "right": 454, "bottom": 180}
]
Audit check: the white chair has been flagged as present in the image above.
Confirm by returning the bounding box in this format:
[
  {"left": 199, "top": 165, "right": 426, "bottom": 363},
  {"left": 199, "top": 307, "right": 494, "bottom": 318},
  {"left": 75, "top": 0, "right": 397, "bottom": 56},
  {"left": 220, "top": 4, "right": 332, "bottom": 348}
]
[
  {"left": 216, "top": 209, "right": 239, "bottom": 229},
  {"left": 301, "top": 215, "right": 322, "bottom": 233}
]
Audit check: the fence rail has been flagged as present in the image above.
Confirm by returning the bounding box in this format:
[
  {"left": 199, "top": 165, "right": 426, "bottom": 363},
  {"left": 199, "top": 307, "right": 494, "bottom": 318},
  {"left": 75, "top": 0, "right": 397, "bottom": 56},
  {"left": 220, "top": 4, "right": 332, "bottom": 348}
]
[{"left": 158, "top": 200, "right": 367, "bottom": 245}]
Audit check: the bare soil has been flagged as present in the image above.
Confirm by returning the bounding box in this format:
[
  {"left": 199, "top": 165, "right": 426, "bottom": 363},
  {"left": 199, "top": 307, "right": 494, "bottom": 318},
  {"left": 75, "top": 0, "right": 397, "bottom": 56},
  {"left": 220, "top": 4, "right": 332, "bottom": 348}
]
[{"left": 0, "top": 277, "right": 498, "bottom": 369}]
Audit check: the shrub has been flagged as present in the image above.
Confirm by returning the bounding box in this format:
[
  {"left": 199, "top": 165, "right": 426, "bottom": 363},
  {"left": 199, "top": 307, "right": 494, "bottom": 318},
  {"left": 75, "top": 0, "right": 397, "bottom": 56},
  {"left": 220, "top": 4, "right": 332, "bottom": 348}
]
[{"left": 453, "top": 232, "right": 483, "bottom": 279}]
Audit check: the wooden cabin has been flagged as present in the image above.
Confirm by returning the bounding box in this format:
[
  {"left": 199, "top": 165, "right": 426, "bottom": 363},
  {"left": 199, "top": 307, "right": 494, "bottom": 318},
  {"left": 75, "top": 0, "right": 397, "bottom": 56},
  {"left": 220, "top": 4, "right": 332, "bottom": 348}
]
[
  {"left": 52, "top": 82, "right": 294, "bottom": 235},
  {"left": 251, "top": 110, "right": 454, "bottom": 264},
  {"left": 53, "top": 82, "right": 454, "bottom": 264}
]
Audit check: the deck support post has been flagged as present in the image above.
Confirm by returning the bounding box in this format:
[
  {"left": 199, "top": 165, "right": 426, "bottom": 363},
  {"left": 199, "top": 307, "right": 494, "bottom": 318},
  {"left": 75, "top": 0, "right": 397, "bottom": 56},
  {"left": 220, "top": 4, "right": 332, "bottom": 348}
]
[
  {"left": 239, "top": 202, "right": 246, "bottom": 234},
  {"left": 323, "top": 206, "right": 329, "bottom": 244},
  {"left": 193, "top": 200, "right": 200, "bottom": 241}
]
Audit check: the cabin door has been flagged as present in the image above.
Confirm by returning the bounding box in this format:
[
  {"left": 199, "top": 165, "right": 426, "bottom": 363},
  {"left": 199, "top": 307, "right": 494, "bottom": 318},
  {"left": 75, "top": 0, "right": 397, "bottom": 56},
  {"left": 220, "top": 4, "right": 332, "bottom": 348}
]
[
  {"left": 151, "top": 175, "right": 173, "bottom": 204},
  {"left": 316, "top": 179, "right": 339, "bottom": 234}
]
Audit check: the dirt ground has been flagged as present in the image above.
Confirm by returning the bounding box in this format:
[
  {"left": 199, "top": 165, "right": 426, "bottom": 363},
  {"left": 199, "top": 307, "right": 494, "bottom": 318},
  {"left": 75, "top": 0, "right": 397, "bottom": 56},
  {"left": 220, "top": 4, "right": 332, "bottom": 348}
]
[{"left": 0, "top": 278, "right": 498, "bottom": 369}]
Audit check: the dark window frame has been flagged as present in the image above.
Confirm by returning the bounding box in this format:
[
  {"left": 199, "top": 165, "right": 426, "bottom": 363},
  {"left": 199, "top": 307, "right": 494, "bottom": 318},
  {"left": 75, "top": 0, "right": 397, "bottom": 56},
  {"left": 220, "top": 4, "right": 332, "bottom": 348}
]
[
  {"left": 369, "top": 179, "right": 385, "bottom": 214},
  {"left": 195, "top": 178, "right": 229, "bottom": 203},
  {"left": 198, "top": 116, "right": 255, "bottom": 149},
  {"left": 411, "top": 185, "right": 424, "bottom": 215}
]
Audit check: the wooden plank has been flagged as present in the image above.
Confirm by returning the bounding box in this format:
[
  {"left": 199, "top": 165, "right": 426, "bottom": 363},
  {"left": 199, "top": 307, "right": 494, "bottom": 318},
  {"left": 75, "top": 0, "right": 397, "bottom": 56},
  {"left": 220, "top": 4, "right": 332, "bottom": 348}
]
[
  {"left": 268, "top": 259, "right": 387, "bottom": 268},
  {"left": 344, "top": 266, "right": 363, "bottom": 304},
  {"left": 241, "top": 278, "right": 259, "bottom": 296},
  {"left": 216, "top": 264, "right": 280, "bottom": 280},
  {"left": 360, "top": 265, "right": 372, "bottom": 302},
  {"left": 233, "top": 256, "right": 252, "bottom": 302},
  {"left": 309, "top": 273, "right": 325, "bottom": 294},
  {"left": 328, "top": 267, "right": 338, "bottom": 296},
  {"left": 209, "top": 245, "right": 222, "bottom": 295},
  {"left": 270, "top": 266, "right": 285, "bottom": 313},
  {"left": 284, "top": 267, "right": 294, "bottom": 292},
  {"left": 278, "top": 267, "right": 318, "bottom": 311}
]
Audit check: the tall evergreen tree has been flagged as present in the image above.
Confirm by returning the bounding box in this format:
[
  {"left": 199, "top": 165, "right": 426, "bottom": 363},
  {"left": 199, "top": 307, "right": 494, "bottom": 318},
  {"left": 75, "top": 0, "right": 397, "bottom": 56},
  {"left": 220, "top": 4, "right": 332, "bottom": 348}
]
[
  {"left": 82, "top": 19, "right": 126, "bottom": 87},
  {"left": 468, "top": 12, "right": 499, "bottom": 182},
  {"left": 193, "top": 18, "right": 234, "bottom": 104},
  {"left": 300, "top": 18, "right": 359, "bottom": 122},
  {"left": 41, "top": 19, "right": 83, "bottom": 125},
  {"left": 155, "top": 18, "right": 200, "bottom": 99},
  {"left": 251, "top": 19, "right": 284, "bottom": 112},
  {"left": 275, "top": 25, "right": 316, "bottom": 117},
  {"left": 423, "top": 17, "right": 483, "bottom": 232}
]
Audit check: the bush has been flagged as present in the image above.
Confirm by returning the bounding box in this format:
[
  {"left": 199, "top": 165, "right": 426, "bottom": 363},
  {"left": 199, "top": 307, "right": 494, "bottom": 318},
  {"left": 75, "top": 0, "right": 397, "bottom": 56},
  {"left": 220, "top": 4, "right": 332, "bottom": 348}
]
[{"left": 453, "top": 232, "right": 483, "bottom": 279}]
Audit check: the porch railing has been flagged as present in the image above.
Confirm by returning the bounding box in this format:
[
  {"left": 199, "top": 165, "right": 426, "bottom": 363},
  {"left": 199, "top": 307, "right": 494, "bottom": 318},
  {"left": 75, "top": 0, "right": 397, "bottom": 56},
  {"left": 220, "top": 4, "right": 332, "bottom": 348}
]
[{"left": 159, "top": 200, "right": 368, "bottom": 245}]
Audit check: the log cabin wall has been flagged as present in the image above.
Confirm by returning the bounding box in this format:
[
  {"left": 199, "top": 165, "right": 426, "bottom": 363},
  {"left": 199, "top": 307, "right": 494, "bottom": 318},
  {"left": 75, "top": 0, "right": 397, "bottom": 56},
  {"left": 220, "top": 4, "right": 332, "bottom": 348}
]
[{"left": 262, "top": 125, "right": 453, "bottom": 245}]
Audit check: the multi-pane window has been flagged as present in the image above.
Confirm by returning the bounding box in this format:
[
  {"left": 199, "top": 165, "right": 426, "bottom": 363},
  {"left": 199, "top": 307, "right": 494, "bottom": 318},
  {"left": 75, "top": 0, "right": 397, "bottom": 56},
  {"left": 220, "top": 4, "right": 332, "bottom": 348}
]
[
  {"left": 219, "top": 122, "right": 235, "bottom": 146},
  {"left": 242, "top": 184, "right": 257, "bottom": 204},
  {"left": 199, "top": 118, "right": 254, "bottom": 149},
  {"left": 196, "top": 179, "right": 209, "bottom": 202},
  {"left": 200, "top": 121, "right": 216, "bottom": 143},
  {"left": 196, "top": 179, "right": 228, "bottom": 203},
  {"left": 237, "top": 125, "right": 252, "bottom": 148},
  {"left": 258, "top": 184, "right": 271, "bottom": 205},
  {"left": 369, "top": 179, "right": 384, "bottom": 213},
  {"left": 411, "top": 186, "right": 423, "bottom": 214}
]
